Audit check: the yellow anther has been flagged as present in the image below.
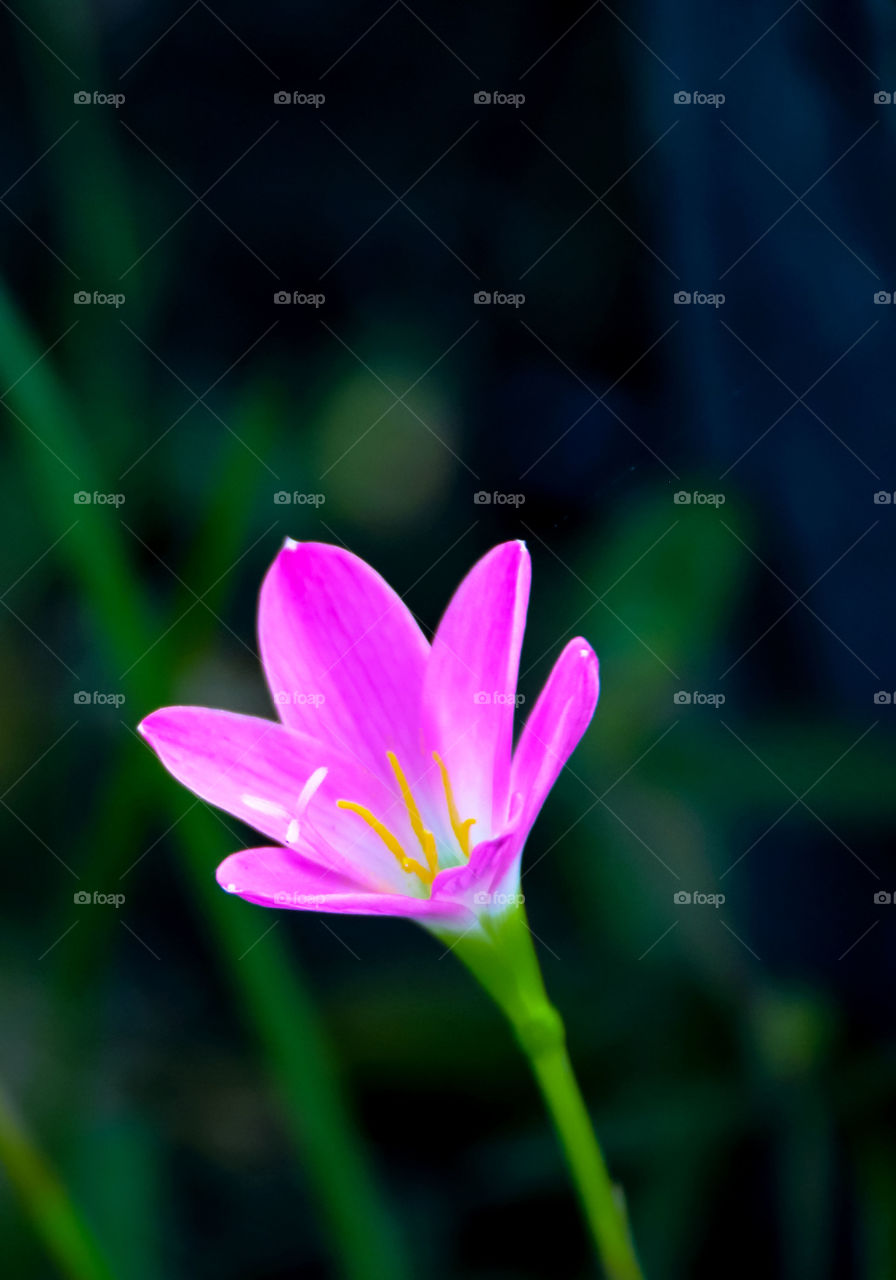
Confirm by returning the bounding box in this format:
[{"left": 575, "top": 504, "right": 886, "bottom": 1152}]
[
  {"left": 336, "top": 800, "right": 433, "bottom": 884},
  {"left": 433, "top": 751, "right": 476, "bottom": 857},
  {"left": 421, "top": 828, "right": 439, "bottom": 880},
  {"left": 387, "top": 752, "right": 429, "bottom": 844},
  {"left": 337, "top": 753, "right": 475, "bottom": 889},
  {"left": 387, "top": 752, "right": 443, "bottom": 876}
]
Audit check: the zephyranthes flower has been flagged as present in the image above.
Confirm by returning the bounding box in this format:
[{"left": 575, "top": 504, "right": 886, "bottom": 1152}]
[
  {"left": 139, "top": 539, "right": 644, "bottom": 1278},
  {"left": 139, "top": 539, "right": 599, "bottom": 932}
]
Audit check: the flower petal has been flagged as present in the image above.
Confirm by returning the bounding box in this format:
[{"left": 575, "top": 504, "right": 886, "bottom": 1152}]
[
  {"left": 258, "top": 541, "right": 430, "bottom": 780},
  {"left": 430, "top": 831, "right": 522, "bottom": 908},
  {"left": 510, "top": 638, "right": 599, "bottom": 838},
  {"left": 422, "top": 542, "right": 530, "bottom": 832},
  {"left": 216, "top": 846, "right": 471, "bottom": 926},
  {"left": 138, "top": 705, "right": 411, "bottom": 888}
]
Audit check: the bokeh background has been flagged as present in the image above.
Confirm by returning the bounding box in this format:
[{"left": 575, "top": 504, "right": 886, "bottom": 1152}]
[{"left": 1, "top": 2, "right": 895, "bottom": 1277}]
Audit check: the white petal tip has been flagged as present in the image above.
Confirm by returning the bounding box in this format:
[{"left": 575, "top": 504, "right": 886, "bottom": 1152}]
[
  {"left": 283, "top": 537, "right": 299, "bottom": 551},
  {"left": 224, "top": 882, "right": 240, "bottom": 893}
]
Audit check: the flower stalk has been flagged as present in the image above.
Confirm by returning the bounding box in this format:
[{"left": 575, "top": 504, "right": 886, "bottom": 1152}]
[{"left": 446, "top": 908, "right": 645, "bottom": 1280}]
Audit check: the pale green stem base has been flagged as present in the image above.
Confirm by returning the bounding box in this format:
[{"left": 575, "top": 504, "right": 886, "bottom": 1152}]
[{"left": 440, "top": 907, "right": 644, "bottom": 1280}]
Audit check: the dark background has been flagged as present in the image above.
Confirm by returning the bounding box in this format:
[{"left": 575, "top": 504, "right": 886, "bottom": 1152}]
[{"left": 1, "top": 2, "right": 895, "bottom": 1277}]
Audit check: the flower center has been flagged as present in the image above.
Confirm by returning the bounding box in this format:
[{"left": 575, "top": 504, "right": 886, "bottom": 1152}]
[{"left": 337, "top": 751, "right": 476, "bottom": 887}]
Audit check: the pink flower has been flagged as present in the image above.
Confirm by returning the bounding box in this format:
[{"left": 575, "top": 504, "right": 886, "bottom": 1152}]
[{"left": 139, "top": 541, "right": 599, "bottom": 931}]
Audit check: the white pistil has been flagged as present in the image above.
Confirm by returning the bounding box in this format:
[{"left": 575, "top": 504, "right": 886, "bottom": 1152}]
[{"left": 285, "top": 767, "right": 329, "bottom": 845}]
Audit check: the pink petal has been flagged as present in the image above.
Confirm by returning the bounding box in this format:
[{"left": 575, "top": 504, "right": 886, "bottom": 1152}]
[
  {"left": 510, "top": 638, "right": 600, "bottom": 838},
  {"left": 258, "top": 541, "right": 430, "bottom": 781},
  {"left": 138, "top": 705, "right": 408, "bottom": 888},
  {"left": 216, "top": 847, "right": 471, "bottom": 926},
  {"left": 422, "top": 542, "right": 530, "bottom": 832},
  {"left": 430, "top": 831, "right": 521, "bottom": 905}
]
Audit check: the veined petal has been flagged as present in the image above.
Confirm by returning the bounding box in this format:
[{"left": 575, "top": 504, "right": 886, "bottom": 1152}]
[
  {"left": 422, "top": 542, "right": 530, "bottom": 832},
  {"left": 138, "top": 705, "right": 412, "bottom": 888},
  {"left": 216, "top": 847, "right": 471, "bottom": 926},
  {"left": 258, "top": 541, "right": 430, "bottom": 780},
  {"left": 510, "top": 638, "right": 599, "bottom": 837}
]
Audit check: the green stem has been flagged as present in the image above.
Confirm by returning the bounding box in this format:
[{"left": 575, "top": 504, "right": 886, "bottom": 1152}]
[
  {"left": 443, "top": 907, "right": 644, "bottom": 1280},
  {"left": 526, "top": 1037, "right": 642, "bottom": 1280}
]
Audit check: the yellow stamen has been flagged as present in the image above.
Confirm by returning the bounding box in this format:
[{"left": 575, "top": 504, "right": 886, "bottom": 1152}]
[
  {"left": 432, "top": 751, "right": 476, "bottom": 857},
  {"left": 387, "top": 752, "right": 427, "bottom": 844},
  {"left": 336, "top": 800, "right": 433, "bottom": 884},
  {"left": 336, "top": 753, "right": 475, "bottom": 889},
  {"left": 387, "top": 752, "right": 441, "bottom": 877}
]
